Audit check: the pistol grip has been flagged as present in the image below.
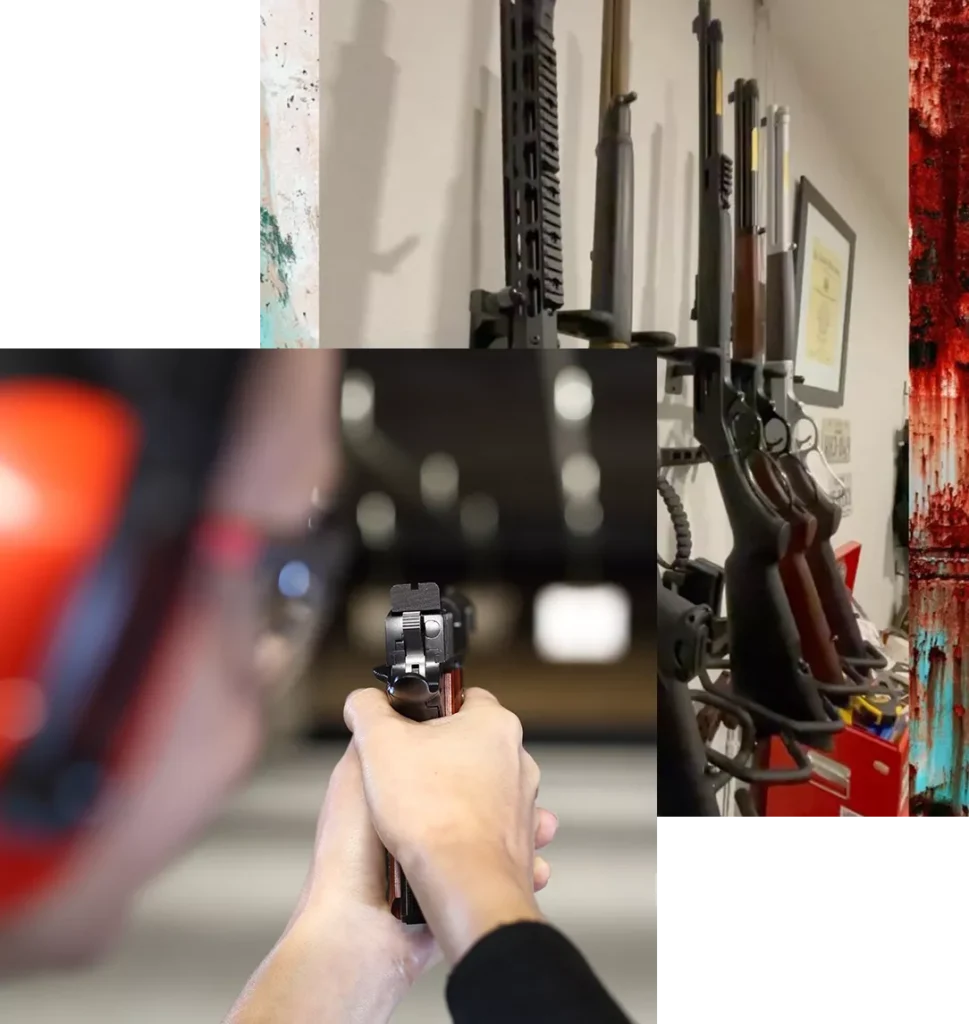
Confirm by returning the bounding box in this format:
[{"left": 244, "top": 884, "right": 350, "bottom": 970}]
[{"left": 387, "top": 669, "right": 464, "bottom": 924}]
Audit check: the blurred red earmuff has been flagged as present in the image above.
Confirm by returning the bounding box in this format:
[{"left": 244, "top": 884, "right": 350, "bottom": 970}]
[{"left": 0, "top": 380, "right": 141, "bottom": 912}]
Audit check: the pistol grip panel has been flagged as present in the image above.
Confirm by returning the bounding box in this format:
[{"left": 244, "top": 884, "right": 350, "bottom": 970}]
[{"left": 389, "top": 669, "right": 464, "bottom": 924}]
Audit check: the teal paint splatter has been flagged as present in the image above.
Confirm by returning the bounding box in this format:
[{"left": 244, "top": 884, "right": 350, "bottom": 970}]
[
  {"left": 260, "top": 306, "right": 274, "bottom": 348},
  {"left": 260, "top": 206, "right": 296, "bottom": 305}
]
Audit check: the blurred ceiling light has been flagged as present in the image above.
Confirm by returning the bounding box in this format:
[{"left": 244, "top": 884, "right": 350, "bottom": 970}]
[
  {"left": 460, "top": 493, "right": 499, "bottom": 545},
  {"left": 356, "top": 492, "right": 396, "bottom": 548},
  {"left": 564, "top": 496, "right": 604, "bottom": 536},
  {"left": 420, "top": 452, "right": 460, "bottom": 511},
  {"left": 560, "top": 451, "right": 600, "bottom": 501},
  {"left": 341, "top": 371, "right": 375, "bottom": 435},
  {"left": 533, "top": 583, "right": 631, "bottom": 663},
  {"left": 553, "top": 366, "right": 594, "bottom": 422}
]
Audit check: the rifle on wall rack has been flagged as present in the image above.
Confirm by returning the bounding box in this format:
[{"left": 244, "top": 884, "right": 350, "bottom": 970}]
[
  {"left": 728, "top": 83, "right": 855, "bottom": 704},
  {"left": 658, "top": 5, "right": 892, "bottom": 813},
  {"left": 470, "top": 0, "right": 673, "bottom": 350},
  {"left": 757, "top": 105, "right": 887, "bottom": 678},
  {"left": 655, "top": 0, "right": 844, "bottom": 823}
]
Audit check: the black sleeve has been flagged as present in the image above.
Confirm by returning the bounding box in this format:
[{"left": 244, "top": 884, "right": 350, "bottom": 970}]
[{"left": 445, "top": 921, "right": 635, "bottom": 1023}]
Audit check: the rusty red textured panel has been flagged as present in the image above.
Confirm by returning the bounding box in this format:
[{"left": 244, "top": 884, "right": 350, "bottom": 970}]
[{"left": 911, "top": 0, "right": 969, "bottom": 809}]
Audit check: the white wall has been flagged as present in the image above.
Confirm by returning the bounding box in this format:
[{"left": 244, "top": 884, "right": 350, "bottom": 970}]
[{"left": 320, "top": 0, "right": 907, "bottom": 624}]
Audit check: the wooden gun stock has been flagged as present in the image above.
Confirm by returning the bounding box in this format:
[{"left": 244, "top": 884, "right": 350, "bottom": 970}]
[
  {"left": 733, "top": 232, "right": 762, "bottom": 362},
  {"left": 778, "top": 454, "right": 868, "bottom": 661},
  {"left": 748, "top": 453, "right": 843, "bottom": 686}
]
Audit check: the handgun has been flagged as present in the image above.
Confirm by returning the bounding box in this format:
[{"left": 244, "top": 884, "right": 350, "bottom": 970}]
[{"left": 372, "top": 582, "right": 474, "bottom": 923}]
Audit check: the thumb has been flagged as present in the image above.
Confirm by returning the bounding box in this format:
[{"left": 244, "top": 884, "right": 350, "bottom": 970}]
[{"left": 344, "top": 686, "right": 398, "bottom": 737}]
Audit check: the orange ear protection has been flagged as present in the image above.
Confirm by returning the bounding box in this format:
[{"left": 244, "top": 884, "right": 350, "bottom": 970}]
[{"left": 0, "top": 356, "right": 251, "bottom": 914}]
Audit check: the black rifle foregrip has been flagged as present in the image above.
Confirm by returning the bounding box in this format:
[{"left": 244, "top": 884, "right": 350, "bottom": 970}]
[{"left": 764, "top": 251, "right": 796, "bottom": 364}]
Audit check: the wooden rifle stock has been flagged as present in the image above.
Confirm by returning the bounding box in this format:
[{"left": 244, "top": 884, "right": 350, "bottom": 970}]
[
  {"left": 778, "top": 454, "right": 869, "bottom": 661},
  {"left": 748, "top": 454, "right": 843, "bottom": 685},
  {"left": 732, "top": 233, "right": 760, "bottom": 362}
]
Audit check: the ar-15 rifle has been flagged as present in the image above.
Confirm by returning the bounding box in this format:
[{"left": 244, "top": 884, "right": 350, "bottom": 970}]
[
  {"left": 660, "top": 0, "right": 840, "bottom": 748},
  {"left": 470, "top": 0, "right": 672, "bottom": 350},
  {"left": 372, "top": 583, "right": 474, "bottom": 923},
  {"left": 758, "top": 106, "right": 886, "bottom": 678}
]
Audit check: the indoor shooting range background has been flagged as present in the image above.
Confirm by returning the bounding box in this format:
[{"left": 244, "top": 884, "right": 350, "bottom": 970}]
[{"left": 305, "top": 349, "right": 655, "bottom": 739}]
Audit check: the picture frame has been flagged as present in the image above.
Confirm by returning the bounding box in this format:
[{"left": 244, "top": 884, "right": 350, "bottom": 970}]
[{"left": 792, "top": 177, "right": 856, "bottom": 409}]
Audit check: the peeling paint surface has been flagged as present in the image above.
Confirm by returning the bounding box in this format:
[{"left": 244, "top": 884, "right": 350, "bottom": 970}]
[
  {"left": 261, "top": 3, "right": 319, "bottom": 348},
  {"left": 910, "top": 0, "right": 969, "bottom": 809}
]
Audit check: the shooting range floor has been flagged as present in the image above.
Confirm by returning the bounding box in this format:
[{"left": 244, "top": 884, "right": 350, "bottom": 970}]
[{"left": 0, "top": 743, "right": 656, "bottom": 1023}]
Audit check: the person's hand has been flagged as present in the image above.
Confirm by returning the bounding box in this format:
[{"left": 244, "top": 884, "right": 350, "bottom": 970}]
[
  {"left": 344, "top": 686, "right": 556, "bottom": 965},
  {"left": 226, "top": 740, "right": 558, "bottom": 1023}
]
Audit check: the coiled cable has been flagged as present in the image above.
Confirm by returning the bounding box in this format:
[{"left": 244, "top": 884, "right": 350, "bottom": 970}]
[{"left": 657, "top": 473, "right": 691, "bottom": 570}]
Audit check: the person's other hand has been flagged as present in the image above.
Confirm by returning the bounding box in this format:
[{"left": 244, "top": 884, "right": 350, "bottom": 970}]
[{"left": 344, "top": 686, "right": 555, "bottom": 965}]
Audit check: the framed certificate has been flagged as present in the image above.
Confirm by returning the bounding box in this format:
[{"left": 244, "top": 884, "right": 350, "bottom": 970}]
[{"left": 792, "top": 178, "right": 856, "bottom": 409}]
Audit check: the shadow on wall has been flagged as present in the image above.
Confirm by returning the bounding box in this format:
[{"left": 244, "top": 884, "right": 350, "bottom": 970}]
[
  {"left": 432, "top": 0, "right": 500, "bottom": 349},
  {"left": 561, "top": 33, "right": 584, "bottom": 310},
  {"left": 319, "top": 0, "right": 420, "bottom": 348}
]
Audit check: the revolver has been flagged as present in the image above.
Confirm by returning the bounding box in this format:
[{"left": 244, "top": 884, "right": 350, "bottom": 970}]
[{"left": 372, "top": 582, "right": 474, "bottom": 923}]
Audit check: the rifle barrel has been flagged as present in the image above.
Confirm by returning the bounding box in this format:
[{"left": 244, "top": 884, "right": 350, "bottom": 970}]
[
  {"left": 599, "top": 0, "right": 614, "bottom": 125},
  {"left": 732, "top": 79, "right": 762, "bottom": 365}
]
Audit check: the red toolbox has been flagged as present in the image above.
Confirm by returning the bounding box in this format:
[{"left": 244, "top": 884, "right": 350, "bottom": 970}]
[{"left": 762, "top": 723, "right": 909, "bottom": 817}]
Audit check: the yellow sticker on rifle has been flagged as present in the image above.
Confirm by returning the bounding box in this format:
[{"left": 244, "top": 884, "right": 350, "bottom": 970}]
[
  {"left": 751, "top": 128, "right": 759, "bottom": 172},
  {"left": 716, "top": 71, "right": 722, "bottom": 116}
]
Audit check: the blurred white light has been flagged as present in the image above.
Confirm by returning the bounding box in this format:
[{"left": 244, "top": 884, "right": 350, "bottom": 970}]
[
  {"left": 560, "top": 452, "right": 600, "bottom": 501},
  {"left": 533, "top": 583, "right": 631, "bottom": 664},
  {"left": 341, "top": 372, "right": 375, "bottom": 432},
  {"left": 356, "top": 492, "right": 396, "bottom": 548},
  {"left": 564, "top": 497, "right": 604, "bottom": 536},
  {"left": 553, "top": 366, "right": 594, "bottom": 422},
  {"left": 460, "top": 493, "right": 499, "bottom": 544},
  {"left": 420, "top": 452, "right": 460, "bottom": 511}
]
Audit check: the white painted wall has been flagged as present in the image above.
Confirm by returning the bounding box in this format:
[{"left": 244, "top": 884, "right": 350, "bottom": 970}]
[{"left": 319, "top": 0, "right": 907, "bottom": 623}]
